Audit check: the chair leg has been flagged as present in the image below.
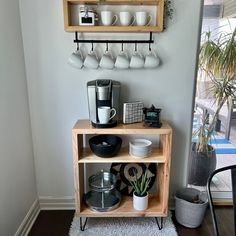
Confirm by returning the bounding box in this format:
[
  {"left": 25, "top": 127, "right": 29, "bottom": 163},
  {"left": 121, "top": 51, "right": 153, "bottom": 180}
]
[
  {"left": 80, "top": 217, "right": 88, "bottom": 231},
  {"left": 155, "top": 217, "right": 163, "bottom": 230},
  {"left": 231, "top": 169, "right": 236, "bottom": 235}
]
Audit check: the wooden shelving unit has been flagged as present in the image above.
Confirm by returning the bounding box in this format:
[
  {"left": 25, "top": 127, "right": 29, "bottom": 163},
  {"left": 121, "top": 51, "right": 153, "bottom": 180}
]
[
  {"left": 63, "top": 0, "right": 164, "bottom": 32},
  {"left": 72, "top": 120, "right": 172, "bottom": 218}
]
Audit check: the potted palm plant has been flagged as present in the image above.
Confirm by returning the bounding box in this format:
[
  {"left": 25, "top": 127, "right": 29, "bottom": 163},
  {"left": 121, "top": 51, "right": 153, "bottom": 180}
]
[
  {"left": 130, "top": 170, "right": 151, "bottom": 211},
  {"left": 188, "top": 27, "right": 236, "bottom": 186}
]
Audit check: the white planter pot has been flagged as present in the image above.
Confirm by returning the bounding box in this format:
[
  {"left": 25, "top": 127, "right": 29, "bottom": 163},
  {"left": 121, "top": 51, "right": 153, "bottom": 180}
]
[{"left": 133, "top": 192, "right": 148, "bottom": 211}]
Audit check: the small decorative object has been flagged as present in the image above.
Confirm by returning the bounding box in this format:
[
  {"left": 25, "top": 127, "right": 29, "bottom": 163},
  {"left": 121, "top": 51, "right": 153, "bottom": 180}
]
[
  {"left": 79, "top": 6, "right": 98, "bottom": 26},
  {"left": 110, "top": 163, "right": 156, "bottom": 196},
  {"left": 130, "top": 169, "right": 152, "bottom": 211},
  {"left": 123, "top": 101, "right": 143, "bottom": 124},
  {"left": 143, "top": 104, "right": 162, "bottom": 127}
]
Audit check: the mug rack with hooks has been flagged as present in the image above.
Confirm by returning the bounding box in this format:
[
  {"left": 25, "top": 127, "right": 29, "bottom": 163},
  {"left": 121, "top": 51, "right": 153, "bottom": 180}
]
[{"left": 73, "top": 32, "right": 154, "bottom": 45}]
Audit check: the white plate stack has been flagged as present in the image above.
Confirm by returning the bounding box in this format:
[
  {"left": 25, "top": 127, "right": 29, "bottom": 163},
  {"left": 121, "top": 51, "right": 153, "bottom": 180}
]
[{"left": 129, "top": 139, "right": 152, "bottom": 158}]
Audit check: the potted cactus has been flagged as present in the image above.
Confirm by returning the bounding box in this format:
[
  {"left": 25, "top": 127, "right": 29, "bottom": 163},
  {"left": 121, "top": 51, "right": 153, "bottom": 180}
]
[{"left": 130, "top": 170, "right": 151, "bottom": 211}]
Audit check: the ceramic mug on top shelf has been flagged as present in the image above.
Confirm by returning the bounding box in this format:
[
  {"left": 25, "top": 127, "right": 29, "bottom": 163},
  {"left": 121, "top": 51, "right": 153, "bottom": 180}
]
[
  {"left": 101, "top": 11, "right": 118, "bottom": 26},
  {"left": 135, "top": 12, "right": 152, "bottom": 26},
  {"left": 119, "top": 12, "right": 135, "bottom": 26}
]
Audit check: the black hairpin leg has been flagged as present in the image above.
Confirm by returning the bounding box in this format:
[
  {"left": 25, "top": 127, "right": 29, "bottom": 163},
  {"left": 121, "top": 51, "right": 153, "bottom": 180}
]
[
  {"left": 80, "top": 217, "right": 88, "bottom": 231},
  {"left": 155, "top": 217, "right": 163, "bottom": 230}
]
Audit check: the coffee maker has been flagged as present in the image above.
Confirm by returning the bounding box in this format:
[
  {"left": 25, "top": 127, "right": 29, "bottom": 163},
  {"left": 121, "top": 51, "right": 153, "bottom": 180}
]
[{"left": 87, "top": 79, "right": 121, "bottom": 128}]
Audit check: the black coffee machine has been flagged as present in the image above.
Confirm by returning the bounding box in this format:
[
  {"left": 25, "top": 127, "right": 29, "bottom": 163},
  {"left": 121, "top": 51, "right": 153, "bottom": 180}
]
[{"left": 87, "top": 79, "right": 121, "bottom": 128}]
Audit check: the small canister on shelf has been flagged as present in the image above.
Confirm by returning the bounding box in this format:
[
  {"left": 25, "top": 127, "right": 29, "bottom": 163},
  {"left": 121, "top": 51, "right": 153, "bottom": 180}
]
[{"left": 79, "top": 6, "right": 98, "bottom": 26}]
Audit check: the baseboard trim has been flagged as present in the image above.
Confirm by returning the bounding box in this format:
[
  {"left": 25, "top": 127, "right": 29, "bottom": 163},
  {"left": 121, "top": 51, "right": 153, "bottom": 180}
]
[
  {"left": 15, "top": 199, "right": 40, "bottom": 236},
  {"left": 39, "top": 196, "right": 75, "bottom": 210}
]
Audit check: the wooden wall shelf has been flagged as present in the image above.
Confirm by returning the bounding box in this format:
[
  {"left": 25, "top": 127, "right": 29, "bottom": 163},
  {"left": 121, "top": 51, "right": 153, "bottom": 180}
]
[
  {"left": 72, "top": 120, "right": 172, "bottom": 219},
  {"left": 63, "top": 0, "right": 164, "bottom": 32}
]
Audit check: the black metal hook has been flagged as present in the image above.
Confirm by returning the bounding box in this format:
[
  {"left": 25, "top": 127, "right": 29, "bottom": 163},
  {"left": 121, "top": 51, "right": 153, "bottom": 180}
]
[
  {"left": 135, "top": 41, "right": 137, "bottom": 51},
  {"left": 77, "top": 42, "right": 79, "bottom": 51},
  {"left": 149, "top": 41, "right": 151, "bottom": 51},
  {"left": 106, "top": 41, "right": 108, "bottom": 51},
  {"left": 91, "top": 41, "right": 94, "bottom": 51},
  {"left": 121, "top": 41, "right": 124, "bottom": 51}
]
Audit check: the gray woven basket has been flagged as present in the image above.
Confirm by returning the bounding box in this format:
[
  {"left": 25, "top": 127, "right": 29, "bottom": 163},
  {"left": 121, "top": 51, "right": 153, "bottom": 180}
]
[{"left": 175, "top": 188, "right": 208, "bottom": 228}]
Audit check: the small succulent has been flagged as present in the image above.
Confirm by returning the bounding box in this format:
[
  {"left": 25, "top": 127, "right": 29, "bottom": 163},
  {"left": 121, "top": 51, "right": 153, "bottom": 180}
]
[{"left": 130, "top": 170, "right": 151, "bottom": 197}]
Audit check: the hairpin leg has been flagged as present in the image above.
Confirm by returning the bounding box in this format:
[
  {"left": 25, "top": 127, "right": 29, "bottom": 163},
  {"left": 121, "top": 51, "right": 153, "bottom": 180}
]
[
  {"left": 155, "top": 217, "right": 163, "bottom": 230},
  {"left": 80, "top": 217, "right": 88, "bottom": 231}
]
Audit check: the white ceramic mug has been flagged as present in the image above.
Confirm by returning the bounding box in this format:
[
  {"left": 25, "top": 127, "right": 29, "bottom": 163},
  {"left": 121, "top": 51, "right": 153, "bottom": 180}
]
[
  {"left": 144, "top": 51, "right": 160, "bottom": 68},
  {"left": 100, "top": 50, "right": 115, "bottom": 70},
  {"left": 119, "top": 12, "right": 135, "bottom": 26},
  {"left": 115, "top": 51, "right": 129, "bottom": 69},
  {"left": 68, "top": 50, "right": 83, "bottom": 69},
  {"left": 135, "top": 12, "right": 152, "bottom": 26},
  {"left": 101, "top": 11, "right": 118, "bottom": 26},
  {"left": 84, "top": 50, "right": 99, "bottom": 69},
  {"left": 130, "top": 51, "right": 144, "bottom": 69},
  {"left": 98, "top": 106, "right": 116, "bottom": 124}
]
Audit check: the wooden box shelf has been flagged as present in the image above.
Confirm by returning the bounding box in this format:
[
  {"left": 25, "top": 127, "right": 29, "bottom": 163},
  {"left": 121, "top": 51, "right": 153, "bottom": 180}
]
[
  {"left": 72, "top": 120, "right": 172, "bottom": 218},
  {"left": 63, "top": 0, "right": 164, "bottom": 32}
]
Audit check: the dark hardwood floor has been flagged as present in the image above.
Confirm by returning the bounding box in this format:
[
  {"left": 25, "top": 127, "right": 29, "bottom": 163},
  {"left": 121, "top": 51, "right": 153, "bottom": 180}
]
[{"left": 29, "top": 207, "right": 233, "bottom": 236}]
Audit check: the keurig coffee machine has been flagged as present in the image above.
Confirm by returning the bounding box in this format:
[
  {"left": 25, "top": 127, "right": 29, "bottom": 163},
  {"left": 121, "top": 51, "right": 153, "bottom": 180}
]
[{"left": 87, "top": 79, "right": 121, "bottom": 128}]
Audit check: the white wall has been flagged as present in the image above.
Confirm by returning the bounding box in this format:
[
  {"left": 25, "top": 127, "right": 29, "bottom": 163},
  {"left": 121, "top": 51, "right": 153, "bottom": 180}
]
[
  {"left": 0, "top": 0, "right": 37, "bottom": 235},
  {"left": 19, "top": 0, "right": 202, "bottom": 200}
]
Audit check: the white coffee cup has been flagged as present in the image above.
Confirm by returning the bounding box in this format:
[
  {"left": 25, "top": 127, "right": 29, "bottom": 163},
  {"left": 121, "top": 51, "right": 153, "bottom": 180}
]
[
  {"left": 84, "top": 50, "right": 99, "bottom": 69},
  {"left": 68, "top": 50, "right": 83, "bottom": 69},
  {"left": 119, "top": 12, "right": 135, "bottom": 26},
  {"left": 115, "top": 51, "right": 129, "bottom": 69},
  {"left": 98, "top": 106, "right": 116, "bottom": 124},
  {"left": 130, "top": 51, "right": 144, "bottom": 69},
  {"left": 100, "top": 50, "right": 115, "bottom": 70},
  {"left": 101, "top": 11, "right": 118, "bottom": 26},
  {"left": 135, "top": 12, "right": 152, "bottom": 26},
  {"left": 144, "top": 51, "right": 160, "bottom": 68}
]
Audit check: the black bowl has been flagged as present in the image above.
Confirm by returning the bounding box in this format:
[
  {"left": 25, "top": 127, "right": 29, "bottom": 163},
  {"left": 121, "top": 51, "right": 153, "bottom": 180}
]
[{"left": 89, "top": 135, "right": 122, "bottom": 158}]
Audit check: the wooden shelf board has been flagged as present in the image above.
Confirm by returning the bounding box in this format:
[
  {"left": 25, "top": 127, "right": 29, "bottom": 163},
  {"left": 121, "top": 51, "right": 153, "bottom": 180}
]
[
  {"left": 78, "top": 147, "right": 165, "bottom": 163},
  {"left": 77, "top": 195, "right": 166, "bottom": 217},
  {"left": 65, "top": 26, "right": 162, "bottom": 32},
  {"left": 73, "top": 120, "right": 172, "bottom": 135}
]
